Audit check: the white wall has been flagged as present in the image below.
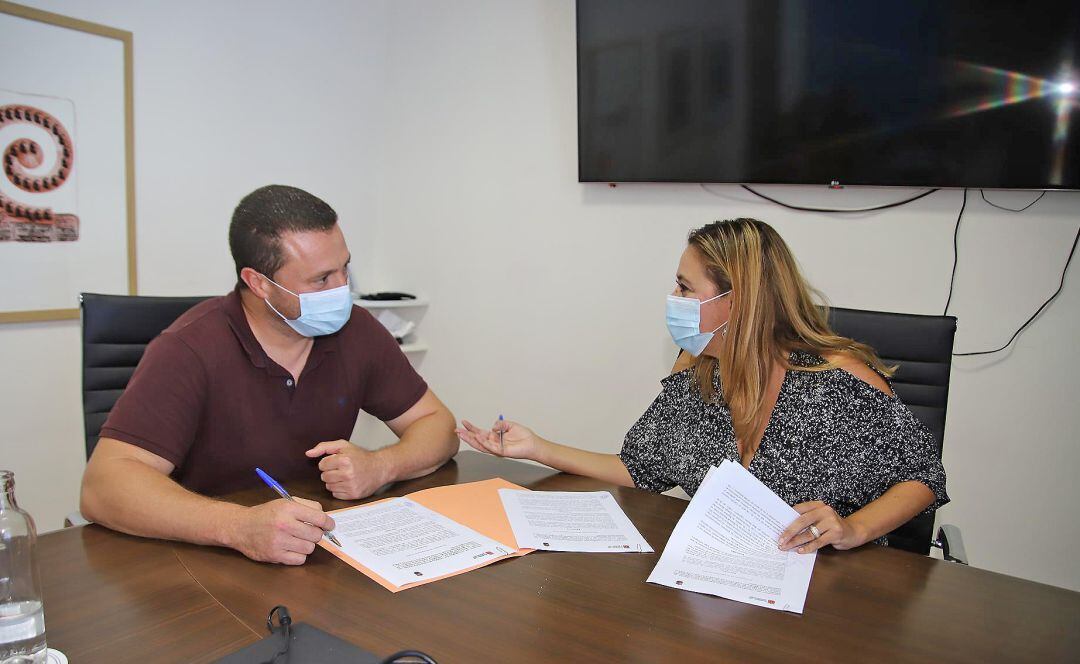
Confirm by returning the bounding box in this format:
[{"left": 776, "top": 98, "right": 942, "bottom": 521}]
[
  {"left": 1, "top": 0, "right": 390, "bottom": 528},
  {"left": 369, "top": 0, "right": 1080, "bottom": 592},
  {"left": 1, "top": 0, "right": 1077, "bottom": 592}
]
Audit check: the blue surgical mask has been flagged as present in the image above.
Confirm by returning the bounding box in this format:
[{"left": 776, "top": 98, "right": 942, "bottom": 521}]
[
  {"left": 665, "top": 290, "right": 730, "bottom": 356},
  {"left": 263, "top": 277, "right": 353, "bottom": 337}
]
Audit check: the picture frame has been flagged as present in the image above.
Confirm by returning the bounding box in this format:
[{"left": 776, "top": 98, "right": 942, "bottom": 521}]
[{"left": 0, "top": 1, "right": 135, "bottom": 323}]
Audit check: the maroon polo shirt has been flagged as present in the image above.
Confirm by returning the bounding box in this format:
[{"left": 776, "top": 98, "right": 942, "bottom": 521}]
[{"left": 99, "top": 287, "right": 428, "bottom": 496}]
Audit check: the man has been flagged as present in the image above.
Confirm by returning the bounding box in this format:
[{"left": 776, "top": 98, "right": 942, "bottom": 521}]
[{"left": 80, "top": 185, "right": 458, "bottom": 565}]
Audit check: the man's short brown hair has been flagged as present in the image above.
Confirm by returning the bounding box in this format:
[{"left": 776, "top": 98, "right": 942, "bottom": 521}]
[{"left": 229, "top": 185, "right": 337, "bottom": 284}]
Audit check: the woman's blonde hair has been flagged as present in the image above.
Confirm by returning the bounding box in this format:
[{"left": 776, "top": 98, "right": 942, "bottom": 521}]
[{"left": 687, "top": 219, "right": 892, "bottom": 445}]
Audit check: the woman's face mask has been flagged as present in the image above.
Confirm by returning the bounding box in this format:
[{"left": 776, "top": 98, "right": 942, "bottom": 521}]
[{"left": 665, "top": 290, "right": 730, "bottom": 356}]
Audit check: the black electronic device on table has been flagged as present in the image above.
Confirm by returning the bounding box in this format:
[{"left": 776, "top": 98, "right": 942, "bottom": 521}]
[
  {"left": 214, "top": 623, "right": 381, "bottom": 663},
  {"left": 214, "top": 606, "right": 437, "bottom": 664},
  {"left": 359, "top": 292, "right": 417, "bottom": 301}
]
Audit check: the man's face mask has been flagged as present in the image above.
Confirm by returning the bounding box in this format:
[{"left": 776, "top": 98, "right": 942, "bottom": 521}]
[{"left": 262, "top": 275, "right": 353, "bottom": 337}]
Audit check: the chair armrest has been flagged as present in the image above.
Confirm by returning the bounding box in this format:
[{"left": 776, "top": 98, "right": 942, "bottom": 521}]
[
  {"left": 64, "top": 511, "right": 91, "bottom": 528},
  {"left": 931, "top": 524, "right": 967, "bottom": 564}
]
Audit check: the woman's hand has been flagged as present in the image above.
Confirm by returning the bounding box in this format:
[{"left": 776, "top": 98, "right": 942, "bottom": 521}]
[
  {"left": 778, "top": 501, "right": 867, "bottom": 553},
  {"left": 456, "top": 419, "right": 543, "bottom": 461}
]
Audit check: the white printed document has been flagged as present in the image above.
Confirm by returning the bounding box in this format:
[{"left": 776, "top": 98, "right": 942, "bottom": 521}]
[
  {"left": 331, "top": 497, "right": 516, "bottom": 588},
  {"left": 646, "top": 461, "right": 816, "bottom": 613},
  {"left": 498, "top": 489, "right": 654, "bottom": 553}
]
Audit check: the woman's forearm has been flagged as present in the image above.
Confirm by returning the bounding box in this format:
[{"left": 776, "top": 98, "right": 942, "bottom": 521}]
[
  {"left": 845, "top": 481, "right": 936, "bottom": 546},
  {"left": 532, "top": 438, "right": 635, "bottom": 487}
]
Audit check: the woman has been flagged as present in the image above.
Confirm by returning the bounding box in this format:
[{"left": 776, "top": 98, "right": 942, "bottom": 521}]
[{"left": 457, "top": 218, "right": 947, "bottom": 554}]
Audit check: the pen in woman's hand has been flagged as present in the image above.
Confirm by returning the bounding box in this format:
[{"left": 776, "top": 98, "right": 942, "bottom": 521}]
[{"left": 498, "top": 414, "right": 505, "bottom": 455}]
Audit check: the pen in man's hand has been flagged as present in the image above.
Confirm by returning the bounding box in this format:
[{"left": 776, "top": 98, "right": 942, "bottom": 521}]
[
  {"left": 255, "top": 467, "right": 343, "bottom": 547},
  {"left": 498, "top": 414, "right": 505, "bottom": 455}
]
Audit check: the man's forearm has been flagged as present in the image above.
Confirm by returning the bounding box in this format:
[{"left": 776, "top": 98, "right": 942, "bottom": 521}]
[
  {"left": 81, "top": 457, "right": 242, "bottom": 547},
  {"left": 376, "top": 410, "right": 458, "bottom": 482}
]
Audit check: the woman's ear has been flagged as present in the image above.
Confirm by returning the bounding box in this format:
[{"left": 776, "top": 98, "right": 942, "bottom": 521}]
[{"left": 721, "top": 292, "right": 734, "bottom": 319}]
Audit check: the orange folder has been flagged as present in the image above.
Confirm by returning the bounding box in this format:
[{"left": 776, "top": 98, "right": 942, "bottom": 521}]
[{"left": 319, "top": 478, "right": 534, "bottom": 592}]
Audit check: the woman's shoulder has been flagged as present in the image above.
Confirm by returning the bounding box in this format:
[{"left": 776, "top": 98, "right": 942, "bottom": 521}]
[
  {"left": 789, "top": 349, "right": 895, "bottom": 398},
  {"left": 660, "top": 357, "right": 718, "bottom": 404},
  {"left": 662, "top": 364, "right": 696, "bottom": 390},
  {"left": 822, "top": 350, "right": 895, "bottom": 397}
]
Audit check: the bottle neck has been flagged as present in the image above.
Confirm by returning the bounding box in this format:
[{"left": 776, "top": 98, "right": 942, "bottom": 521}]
[{"left": 0, "top": 471, "right": 16, "bottom": 510}]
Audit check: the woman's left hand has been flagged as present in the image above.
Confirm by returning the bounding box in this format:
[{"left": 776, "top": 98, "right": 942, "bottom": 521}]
[{"left": 778, "top": 501, "right": 865, "bottom": 553}]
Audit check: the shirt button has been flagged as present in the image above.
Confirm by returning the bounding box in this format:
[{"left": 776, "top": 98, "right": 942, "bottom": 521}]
[{"left": 285, "top": 378, "right": 294, "bottom": 387}]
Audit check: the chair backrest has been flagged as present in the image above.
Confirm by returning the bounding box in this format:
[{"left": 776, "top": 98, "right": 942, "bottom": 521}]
[
  {"left": 80, "top": 293, "right": 209, "bottom": 459},
  {"left": 826, "top": 307, "right": 957, "bottom": 555}
]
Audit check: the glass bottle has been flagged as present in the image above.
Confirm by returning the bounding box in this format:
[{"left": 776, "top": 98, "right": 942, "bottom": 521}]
[{"left": 0, "top": 471, "right": 47, "bottom": 664}]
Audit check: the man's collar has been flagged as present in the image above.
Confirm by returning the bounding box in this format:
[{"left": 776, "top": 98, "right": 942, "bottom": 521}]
[
  {"left": 224, "top": 286, "right": 270, "bottom": 369},
  {"left": 224, "top": 285, "right": 339, "bottom": 373}
]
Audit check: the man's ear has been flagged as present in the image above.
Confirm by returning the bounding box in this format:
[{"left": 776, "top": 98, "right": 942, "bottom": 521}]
[{"left": 240, "top": 267, "right": 273, "bottom": 299}]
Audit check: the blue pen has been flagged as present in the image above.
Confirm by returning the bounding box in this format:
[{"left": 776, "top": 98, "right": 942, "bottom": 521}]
[
  {"left": 498, "top": 414, "right": 505, "bottom": 455},
  {"left": 255, "top": 467, "right": 342, "bottom": 547}
]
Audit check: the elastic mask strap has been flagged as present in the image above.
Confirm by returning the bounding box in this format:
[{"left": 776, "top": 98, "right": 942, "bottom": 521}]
[
  {"left": 701, "top": 289, "right": 731, "bottom": 305},
  {"left": 702, "top": 291, "right": 731, "bottom": 335},
  {"left": 262, "top": 275, "right": 299, "bottom": 298},
  {"left": 264, "top": 296, "right": 293, "bottom": 322}
]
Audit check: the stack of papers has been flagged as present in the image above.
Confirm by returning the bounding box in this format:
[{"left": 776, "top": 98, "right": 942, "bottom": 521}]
[
  {"left": 321, "top": 478, "right": 530, "bottom": 592},
  {"left": 499, "top": 489, "right": 653, "bottom": 553},
  {"left": 320, "top": 463, "right": 815, "bottom": 613},
  {"left": 320, "top": 479, "right": 652, "bottom": 591},
  {"left": 374, "top": 309, "right": 415, "bottom": 342},
  {"left": 646, "top": 460, "right": 816, "bottom": 613}
]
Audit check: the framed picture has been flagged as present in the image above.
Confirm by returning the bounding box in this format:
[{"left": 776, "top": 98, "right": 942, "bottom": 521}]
[{"left": 0, "top": 1, "right": 135, "bottom": 323}]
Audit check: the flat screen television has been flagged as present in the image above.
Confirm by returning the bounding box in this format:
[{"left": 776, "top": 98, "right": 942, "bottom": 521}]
[{"left": 576, "top": 0, "right": 1080, "bottom": 189}]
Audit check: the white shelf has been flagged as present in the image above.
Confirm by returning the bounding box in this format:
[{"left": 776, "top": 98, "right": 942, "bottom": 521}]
[
  {"left": 400, "top": 341, "right": 429, "bottom": 354},
  {"left": 356, "top": 296, "right": 429, "bottom": 357},
  {"left": 354, "top": 297, "right": 428, "bottom": 309}
]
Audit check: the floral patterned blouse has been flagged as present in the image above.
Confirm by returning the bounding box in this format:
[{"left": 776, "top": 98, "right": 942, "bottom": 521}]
[{"left": 619, "top": 350, "right": 948, "bottom": 541}]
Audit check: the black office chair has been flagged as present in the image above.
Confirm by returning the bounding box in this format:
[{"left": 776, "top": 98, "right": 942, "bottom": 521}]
[
  {"left": 827, "top": 306, "right": 965, "bottom": 562},
  {"left": 68, "top": 293, "right": 209, "bottom": 526},
  {"left": 80, "top": 293, "right": 210, "bottom": 458}
]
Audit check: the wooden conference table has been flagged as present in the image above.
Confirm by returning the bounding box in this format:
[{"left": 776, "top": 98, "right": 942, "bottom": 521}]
[{"left": 40, "top": 452, "right": 1078, "bottom": 663}]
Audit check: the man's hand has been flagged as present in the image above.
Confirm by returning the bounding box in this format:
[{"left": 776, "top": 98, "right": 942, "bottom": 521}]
[
  {"left": 227, "top": 497, "right": 335, "bottom": 565},
  {"left": 306, "top": 440, "right": 391, "bottom": 500}
]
